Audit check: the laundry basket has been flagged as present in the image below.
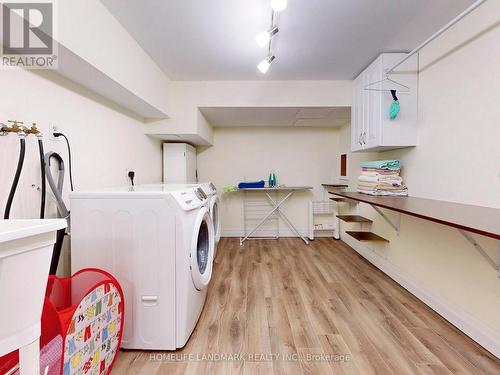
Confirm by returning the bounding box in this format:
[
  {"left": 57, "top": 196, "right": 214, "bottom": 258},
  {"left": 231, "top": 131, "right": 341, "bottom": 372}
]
[{"left": 0, "top": 269, "right": 124, "bottom": 375}]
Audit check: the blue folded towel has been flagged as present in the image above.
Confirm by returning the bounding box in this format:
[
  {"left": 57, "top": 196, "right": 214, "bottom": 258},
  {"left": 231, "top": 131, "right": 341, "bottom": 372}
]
[
  {"left": 238, "top": 180, "right": 265, "bottom": 189},
  {"left": 360, "top": 159, "right": 400, "bottom": 170}
]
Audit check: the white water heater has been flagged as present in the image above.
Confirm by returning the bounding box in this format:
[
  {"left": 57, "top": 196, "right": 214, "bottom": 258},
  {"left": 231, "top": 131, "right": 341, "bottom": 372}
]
[{"left": 163, "top": 143, "right": 197, "bottom": 183}]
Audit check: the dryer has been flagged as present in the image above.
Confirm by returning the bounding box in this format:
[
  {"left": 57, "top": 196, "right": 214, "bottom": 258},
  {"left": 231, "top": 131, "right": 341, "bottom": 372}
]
[
  {"left": 70, "top": 185, "right": 214, "bottom": 350},
  {"left": 198, "top": 182, "right": 221, "bottom": 254}
]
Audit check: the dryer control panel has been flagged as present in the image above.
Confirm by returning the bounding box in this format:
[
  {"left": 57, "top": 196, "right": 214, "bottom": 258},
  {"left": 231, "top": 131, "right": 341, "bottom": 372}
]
[
  {"left": 170, "top": 188, "right": 206, "bottom": 211},
  {"left": 200, "top": 182, "right": 217, "bottom": 196}
]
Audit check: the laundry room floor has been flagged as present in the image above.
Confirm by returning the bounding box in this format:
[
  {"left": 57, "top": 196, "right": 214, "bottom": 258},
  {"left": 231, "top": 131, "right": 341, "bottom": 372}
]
[{"left": 113, "top": 238, "right": 500, "bottom": 375}]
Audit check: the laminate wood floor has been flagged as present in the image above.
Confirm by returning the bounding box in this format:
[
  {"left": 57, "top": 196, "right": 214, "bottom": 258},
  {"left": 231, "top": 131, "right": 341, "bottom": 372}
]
[{"left": 113, "top": 238, "right": 500, "bottom": 375}]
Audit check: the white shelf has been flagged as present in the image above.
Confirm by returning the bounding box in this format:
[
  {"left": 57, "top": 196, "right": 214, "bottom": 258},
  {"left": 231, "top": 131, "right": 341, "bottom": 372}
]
[
  {"left": 55, "top": 45, "right": 169, "bottom": 120},
  {"left": 309, "top": 201, "right": 340, "bottom": 240},
  {"left": 313, "top": 223, "right": 336, "bottom": 231}
]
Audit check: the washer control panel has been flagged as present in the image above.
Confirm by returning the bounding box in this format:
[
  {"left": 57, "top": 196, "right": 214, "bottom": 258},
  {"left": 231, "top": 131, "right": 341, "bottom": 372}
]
[{"left": 171, "top": 188, "right": 206, "bottom": 211}]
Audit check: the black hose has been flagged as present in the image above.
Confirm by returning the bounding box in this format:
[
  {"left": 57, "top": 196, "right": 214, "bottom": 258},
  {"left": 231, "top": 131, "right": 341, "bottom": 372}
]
[
  {"left": 62, "top": 134, "right": 74, "bottom": 191},
  {"left": 38, "top": 138, "right": 46, "bottom": 218},
  {"left": 49, "top": 228, "right": 65, "bottom": 275},
  {"left": 4, "top": 138, "right": 26, "bottom": 219}
]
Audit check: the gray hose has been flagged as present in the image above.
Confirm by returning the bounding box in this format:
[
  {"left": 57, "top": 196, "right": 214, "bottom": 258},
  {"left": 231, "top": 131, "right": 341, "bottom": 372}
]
[{"left": 44, "top": 151, "right": 70, "bottom": 230}]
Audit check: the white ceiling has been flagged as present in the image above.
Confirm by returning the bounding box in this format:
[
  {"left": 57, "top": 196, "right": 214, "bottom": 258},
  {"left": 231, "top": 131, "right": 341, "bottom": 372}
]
[
  {"left": 199, "top": 107, "right": 350, "bottom": 127},
  {"left": 102, "top": 0, "right": 475, "bottom": 80}
]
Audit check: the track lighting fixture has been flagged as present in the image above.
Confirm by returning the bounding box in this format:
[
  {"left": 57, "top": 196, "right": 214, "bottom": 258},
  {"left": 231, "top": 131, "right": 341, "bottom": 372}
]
[
  {"left": 271, "top": 0, "right": 287, "bottom": 12},
  {"left": 255, "top": 0, "right": 286, "bottom": 74},
  {"left": 255, "top": 26, "right": 279, "bottom": 48},
  {"left": 257, "top": 55, "right": 275, "bottom": 74}
]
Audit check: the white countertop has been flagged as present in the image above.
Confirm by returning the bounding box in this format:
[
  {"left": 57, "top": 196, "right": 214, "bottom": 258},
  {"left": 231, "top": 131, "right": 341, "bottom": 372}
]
[{"left": 0, "top": 219, "right": 67, "bottom": 243}]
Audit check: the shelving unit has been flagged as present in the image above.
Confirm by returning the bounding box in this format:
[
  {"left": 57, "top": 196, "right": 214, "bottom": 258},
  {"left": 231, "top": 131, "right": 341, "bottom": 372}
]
[
  {"left": 330, "top": 192, "right": 500, "bottom": 239},
  {"left": 337, "top": 215, "right": 373, "bottom": 223},
  {"left": 336, "top": 214, "right": 384, "bottom": 244},
  {"left": 329, "top": 197, "right": 347, "bottom": 202},
  {"left": 322, "top": 184, "right": 349, "bottom": 189},
  {"left": 346, "top": 231, "right": 389, "bottom": 242},
  {"left": 309, "top": 201, "right": 339, "bottom": 240},
  {"left": 331, "top": 191, "right": 500, "bottom": 277},
  {"left": 322, "top": 183, "right": 392, "bottom": 242}
]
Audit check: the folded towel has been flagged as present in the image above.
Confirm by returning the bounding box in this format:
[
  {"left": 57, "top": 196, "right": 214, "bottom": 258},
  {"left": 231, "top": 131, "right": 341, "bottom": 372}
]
[
  {"left": 357, "top": 189, "right": 408, "bottom": 196},
  {"left": 362, "top": 168, "right": 401, "bottom": 176},
  {"left": 360, "top": 160, "right": 400, "bottom": 170},
  {"left": 358, "top": 175, "right": 379, "bottom": 182},
  {"left": 238, "top": 180, "right": 265, "bottom": 189},
  {"left": 358, "top": 182, "right": 406, "bottom": 190},
  {"left": 358, "top": 175, "right": 403, "bottom": 184}
]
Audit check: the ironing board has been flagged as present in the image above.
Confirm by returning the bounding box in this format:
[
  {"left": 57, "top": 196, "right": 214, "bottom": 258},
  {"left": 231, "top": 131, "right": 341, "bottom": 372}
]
[{"left": 238, "top": 186, "right": 313, "bottom": 245}]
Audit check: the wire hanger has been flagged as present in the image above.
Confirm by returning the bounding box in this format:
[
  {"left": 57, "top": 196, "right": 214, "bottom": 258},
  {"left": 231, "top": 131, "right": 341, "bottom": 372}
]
[{"left": 364, "top": 74, "right": 410, "bottom": 93}]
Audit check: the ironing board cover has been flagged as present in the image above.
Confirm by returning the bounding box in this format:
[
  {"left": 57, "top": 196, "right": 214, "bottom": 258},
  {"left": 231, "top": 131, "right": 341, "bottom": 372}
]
[{"left": 62, "top": 282, "right": 122, "bottom": 375}]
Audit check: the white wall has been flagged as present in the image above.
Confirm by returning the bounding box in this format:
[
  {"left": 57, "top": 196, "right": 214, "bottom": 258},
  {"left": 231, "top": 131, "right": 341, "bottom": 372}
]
[
  {"left": 57, "top": 0, "right": 172, "bottom": 116},
  {"left": 0, "top": 68, "right": 163, "bottom": 220},
  {"left": 338, "top": 0, "right": 500, "bottom": 357},
  {"left": 145, "top": 80, "right": 352, "bottom": 145},
  {"left": 383, "top": 4, "right": 500, "bottom": 208},
  {"left": 197, "top": 126, "right": 340, "bottom": 236}
]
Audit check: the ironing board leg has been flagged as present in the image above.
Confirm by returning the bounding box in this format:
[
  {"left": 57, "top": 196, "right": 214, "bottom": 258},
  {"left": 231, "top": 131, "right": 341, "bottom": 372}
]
[
  {"left": 265, "top": 193, "right": 310, "bottom": 245},
  {"left": 240, "top": 192, "right": 294, "bottom": 245}
]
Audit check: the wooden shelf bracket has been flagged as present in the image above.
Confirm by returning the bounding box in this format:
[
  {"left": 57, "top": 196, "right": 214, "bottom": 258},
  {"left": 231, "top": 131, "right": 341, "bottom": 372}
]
[
  {"left": 459, "top": 230, "right": 500, "bottom": 278},
  {"left": 371, "top": 206, "right": 401, "bottom": 234}
]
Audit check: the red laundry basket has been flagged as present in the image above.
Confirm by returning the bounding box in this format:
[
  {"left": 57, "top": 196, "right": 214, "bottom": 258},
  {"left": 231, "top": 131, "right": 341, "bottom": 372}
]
[{"left": 0, "top": 269, "right": 124, "bottom": 375}]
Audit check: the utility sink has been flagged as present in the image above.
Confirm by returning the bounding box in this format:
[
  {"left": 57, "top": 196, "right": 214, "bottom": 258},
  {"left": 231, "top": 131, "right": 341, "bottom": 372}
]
[{"left": 0, "top": 219, "right": 66, "bottom": 374}]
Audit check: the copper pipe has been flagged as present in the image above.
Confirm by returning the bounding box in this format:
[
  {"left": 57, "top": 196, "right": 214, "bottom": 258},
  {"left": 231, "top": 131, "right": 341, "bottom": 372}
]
[
  {"left": 25, "top": 122, "right": 42, "bottom": 136},
  {"left": 2, "top": 120, "right": 25, "bottom": 133},
  {"left": 0, "top": 121, "right": 34, "bottom": 138}
]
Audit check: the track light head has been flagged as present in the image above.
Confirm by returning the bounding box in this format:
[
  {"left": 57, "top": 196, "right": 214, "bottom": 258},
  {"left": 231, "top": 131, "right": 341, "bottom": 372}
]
[
  {"left": 271, "top": 0, "right": 287, "bottom": 12},
  {"left": 257, "top": 55, "right": 275, "bottom": 74},
  {"left": 255, "top": 26, "right": 279, "bottom": 48}
]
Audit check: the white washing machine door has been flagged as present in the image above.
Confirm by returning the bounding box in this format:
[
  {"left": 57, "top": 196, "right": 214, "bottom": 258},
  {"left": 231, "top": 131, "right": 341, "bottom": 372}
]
[
  {"left": 210, "top": 196, "right": 221, "bottom": 244},
  {"left": 190, "top": 207, "right": 215, "bottom": 290}
]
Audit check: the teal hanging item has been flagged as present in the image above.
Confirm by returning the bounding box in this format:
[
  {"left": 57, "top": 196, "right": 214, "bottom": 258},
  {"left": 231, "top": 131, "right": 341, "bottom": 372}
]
[
  {"left": 390, "top": 101, "right": 400, "bottom": 120},
  {"left": 389, "top": 90, "right": 400, "bottom": 120}
]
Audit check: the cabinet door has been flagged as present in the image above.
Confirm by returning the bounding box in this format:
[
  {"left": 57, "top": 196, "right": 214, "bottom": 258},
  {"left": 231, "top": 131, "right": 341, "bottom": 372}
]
[
  {"left": 185, "top": 145, "right": 197, "bottom": 183},
  {"left": 351, "top": 74, "right": 364, "bottom": 151},
  {"left": 364, "top": 58, "right": 382, "bottom": 148}
]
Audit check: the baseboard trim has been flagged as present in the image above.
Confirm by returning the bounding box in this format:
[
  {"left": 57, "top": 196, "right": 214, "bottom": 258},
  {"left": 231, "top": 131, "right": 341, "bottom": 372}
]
[{"left": 341, "top": 235, "right": 500, "bottom": 359}]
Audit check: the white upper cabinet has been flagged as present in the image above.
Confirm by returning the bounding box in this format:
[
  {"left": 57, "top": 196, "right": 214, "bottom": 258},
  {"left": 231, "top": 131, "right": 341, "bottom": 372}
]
[{"left": 351, "top": 53, "right": 418, "bottom": 152}]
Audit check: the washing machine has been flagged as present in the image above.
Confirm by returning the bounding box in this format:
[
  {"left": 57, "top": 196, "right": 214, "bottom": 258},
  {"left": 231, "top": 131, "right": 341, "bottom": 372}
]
[
  {"left": 70, "top": 184, "right": 215, "bottom": 350},
  {"left": 144, "top": 182, "right": 220, "bottom": 251},
  {"left": 198, "top": 182, "right": 221, "bottom": 254}
]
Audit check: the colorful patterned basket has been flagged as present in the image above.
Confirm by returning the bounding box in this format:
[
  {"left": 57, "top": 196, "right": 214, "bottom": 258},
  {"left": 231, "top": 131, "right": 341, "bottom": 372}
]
[{"left": 0, "top": 269, "right": 124, "bottom": 375}]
